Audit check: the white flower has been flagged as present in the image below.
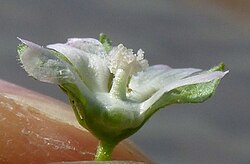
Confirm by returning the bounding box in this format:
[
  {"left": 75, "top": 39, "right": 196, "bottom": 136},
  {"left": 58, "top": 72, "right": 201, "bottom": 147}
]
[{"left": 18, "top": 36, "right": 228, "bottom": 144}]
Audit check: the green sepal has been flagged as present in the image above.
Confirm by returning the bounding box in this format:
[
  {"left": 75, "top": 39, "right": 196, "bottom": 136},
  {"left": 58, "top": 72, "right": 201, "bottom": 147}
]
[
  {"left": 59, "top": 84, "right": 133, "bottom": 144},
  {"left": 59, "top": 83, "right": 89, "bottom": 129},
  {"left": 17, "top": 43, "right": 28, "bottom": 62},
  {"left": 147, "top": 63, "right": 226, "bottom": 117},
  {"left": 99, "top": 33, "right": 112, "bottom": 53}
]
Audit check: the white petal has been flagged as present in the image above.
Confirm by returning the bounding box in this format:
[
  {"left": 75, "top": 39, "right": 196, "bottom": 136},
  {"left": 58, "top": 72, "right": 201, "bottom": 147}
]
[
  {"left": 66, "top": 38, "right": 106, "bottom": 57},
  {"left": 47, "top": 43, "right": 110, "bottom": 92},
  {"left": 140, "top": 70, "right": 228, "bottom": 112},
  {"left": 128, "top": 65, "right": 201, "bottom": 101},
  {"left": 18, "top": 39, "right": 95, "bottom": 101},
  {"left": 19, "top": 39, "right": 75, "bottom": 84}
]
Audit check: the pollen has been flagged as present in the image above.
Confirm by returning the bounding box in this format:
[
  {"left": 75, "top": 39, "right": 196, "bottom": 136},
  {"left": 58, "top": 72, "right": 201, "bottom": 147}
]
[{"left": 107, "top": 44, "right": 148, "bottom": 75}]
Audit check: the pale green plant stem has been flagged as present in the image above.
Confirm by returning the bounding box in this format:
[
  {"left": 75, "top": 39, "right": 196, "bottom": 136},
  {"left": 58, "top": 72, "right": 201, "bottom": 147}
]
[{"left": 95, "top": 141, "right": 116, "bottom": 161}]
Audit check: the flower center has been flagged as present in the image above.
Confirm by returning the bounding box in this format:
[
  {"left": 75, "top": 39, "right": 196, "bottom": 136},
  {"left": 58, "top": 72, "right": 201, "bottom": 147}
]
[
  {"left": 107, "top": 44, "right": 148, "bottom": 75},
  {"left": 107, "top": 44, "right": 148, "bottom": 99}
]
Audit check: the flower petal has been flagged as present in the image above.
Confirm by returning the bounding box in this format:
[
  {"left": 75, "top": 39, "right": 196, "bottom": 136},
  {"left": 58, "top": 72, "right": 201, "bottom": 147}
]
[
  {"left": 66, "top": 38, "right": 106, "bottom": 57},
  {"left": 18, "top": 39, "right": 75, "bottom": 84},
  {"left": 140, "top": 69, "right": 228, "bottom": 114},
  {"left": 128, "top": 65, "right": 201, "bottom": 101},
  {"left": 47, "top": 41, "right": 110, "bottom": 92},
  {"left": 18, "top": 38, "right": 95, "bottom": 104}
]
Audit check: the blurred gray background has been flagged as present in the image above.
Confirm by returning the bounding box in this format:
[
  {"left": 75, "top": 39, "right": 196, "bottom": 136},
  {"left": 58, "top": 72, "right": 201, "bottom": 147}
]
[{"left": 0, "top": 0, "right": 249, "bottom": 163}]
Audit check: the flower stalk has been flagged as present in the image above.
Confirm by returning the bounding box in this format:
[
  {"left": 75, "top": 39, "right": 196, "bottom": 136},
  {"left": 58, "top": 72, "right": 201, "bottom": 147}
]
[{"left": 95, "top": 141, "right": 116, "bottom": 161}]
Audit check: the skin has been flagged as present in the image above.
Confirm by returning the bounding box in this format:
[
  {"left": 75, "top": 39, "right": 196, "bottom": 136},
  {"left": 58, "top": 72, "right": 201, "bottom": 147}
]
[{"left": 0, "top": 80, "right": 152, "bottom": 163}]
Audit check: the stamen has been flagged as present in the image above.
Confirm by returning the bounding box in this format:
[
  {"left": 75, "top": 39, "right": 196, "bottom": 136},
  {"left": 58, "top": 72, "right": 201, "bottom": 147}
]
[
  {"left": 106, "top": 44, "right": 148, "bottom": 75},
  {"left": 107, "top": 44, "right": 148, "bottom": 100}
]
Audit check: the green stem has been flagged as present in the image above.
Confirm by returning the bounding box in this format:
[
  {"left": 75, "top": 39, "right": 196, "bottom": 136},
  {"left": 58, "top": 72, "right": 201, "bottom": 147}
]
[{"left": 95, "top": 141, "right": 116, "bottom": 161}]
